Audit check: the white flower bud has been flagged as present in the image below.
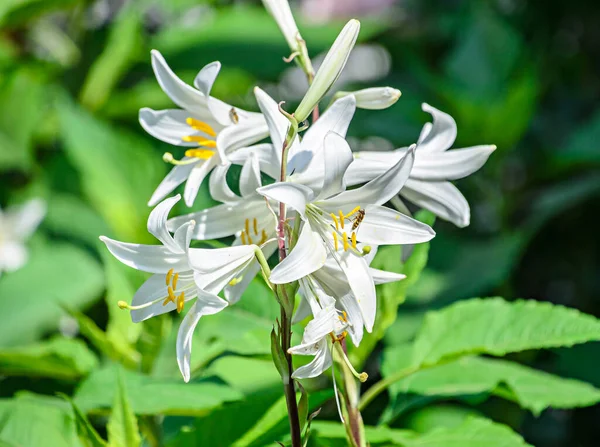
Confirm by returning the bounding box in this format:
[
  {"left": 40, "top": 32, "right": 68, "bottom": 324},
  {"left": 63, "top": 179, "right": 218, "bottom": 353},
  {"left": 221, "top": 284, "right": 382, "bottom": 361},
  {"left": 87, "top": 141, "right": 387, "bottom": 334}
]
[
  {"left": 337, "top": 87, "right": 401, "bottom": 110},
  {"left": 294, "top": 19, "right": 360, "bottom": 122},
  {"left": 262, "top": 0, "right": 302, "bottom": 53}
]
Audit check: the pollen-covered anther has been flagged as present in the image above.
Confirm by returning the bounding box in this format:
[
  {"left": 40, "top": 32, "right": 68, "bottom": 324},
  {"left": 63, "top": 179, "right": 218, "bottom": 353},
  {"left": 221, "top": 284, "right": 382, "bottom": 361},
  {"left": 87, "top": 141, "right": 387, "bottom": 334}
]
[
  {"left": 185, "top": 148, "right": 216, "bottom": 159},
  {"left": 342, "top": 232, "right": 349, "bottom": 251},
  {"left": 181, "top": 136, "right": 217, "bottom": 148},
  {"left": 166, "top": 268, "right": 174, "bottom": 286},
  {"left": 185, "top": 117, "right": 217, "bottom": 137},
  {"left": 332, "top": 232, "right": 339, "bottom": 251},
  {"left": 176, "top": 291, "right": 185, "bottom": 313}
]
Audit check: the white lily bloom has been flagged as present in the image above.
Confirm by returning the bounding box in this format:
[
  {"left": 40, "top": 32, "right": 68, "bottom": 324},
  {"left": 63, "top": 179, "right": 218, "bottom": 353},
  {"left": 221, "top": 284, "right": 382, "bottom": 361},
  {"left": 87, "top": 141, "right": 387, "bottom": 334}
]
[
  {"left": 100, "top": 194, "right": 260, "bottom": 382},
  {"left": 0, "top": 198, "right": 45, "bottom": 276},
  {"left": 262, "top": 0, "right": 302, "bottom": 53},
  {"left": 167, "top": 153, "right": 279, "bottom": 303},
  {"left": 139, "top": 50, "right": 269, "bottom": 207},
  {"left": 258, "top": 131, "right": 434, "bottom": 332},
  {"left": 347, "top": 103, "right": 496, "bottom": 227}
]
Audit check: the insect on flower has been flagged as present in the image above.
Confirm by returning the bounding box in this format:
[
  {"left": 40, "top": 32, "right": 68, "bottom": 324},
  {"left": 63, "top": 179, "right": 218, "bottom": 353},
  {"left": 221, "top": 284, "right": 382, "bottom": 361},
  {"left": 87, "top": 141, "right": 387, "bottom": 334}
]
[{"left": 351, "top": 208, "right": 365, "bottom": 231}]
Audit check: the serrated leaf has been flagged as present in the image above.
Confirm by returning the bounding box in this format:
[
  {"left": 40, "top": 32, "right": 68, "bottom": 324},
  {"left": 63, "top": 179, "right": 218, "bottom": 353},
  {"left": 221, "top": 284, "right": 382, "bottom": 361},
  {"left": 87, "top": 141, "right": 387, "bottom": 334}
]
[
  {"left": 0, "top": 242, "right": 104, "bottom": 347},
  {"left": 412, "top": 298, "right": 600, "bottom": 367},
  {"left": 107, "top": 372, "right": 141, "bottom": 447},
  {"left": 0, "top": 336, "right": 97, "bottom": 380},
  {"left": 74, "top": 365, "right": 243, "bottom": 415},
  {"left": 384, "top": 355, "right": 600, "bottom": 416}
]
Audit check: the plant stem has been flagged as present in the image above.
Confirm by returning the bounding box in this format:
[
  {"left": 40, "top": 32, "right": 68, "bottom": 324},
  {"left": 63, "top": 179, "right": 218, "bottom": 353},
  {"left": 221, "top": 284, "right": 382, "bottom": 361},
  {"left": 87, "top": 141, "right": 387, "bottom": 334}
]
[{"left": 280, "top": 304, "right": 302, "bottom": 447}]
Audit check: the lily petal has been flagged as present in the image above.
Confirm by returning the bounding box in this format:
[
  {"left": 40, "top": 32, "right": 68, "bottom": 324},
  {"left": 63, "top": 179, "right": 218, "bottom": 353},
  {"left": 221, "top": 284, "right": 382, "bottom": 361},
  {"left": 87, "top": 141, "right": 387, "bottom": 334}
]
[
  {"left": 412, "top": 145, "right": 496, "bottom": 181},
  {"left": 183, "top": 157, "right": 218, "bottom": 207},
  {"left": 147, "top": 195, "right": 183, "bottom": 253},
  {"left": 356, "top": 204, "right": 435, "bottom": 245},
  {"left": 269, "top": 222, "right": 327, "bottom": 284},
  {"left": 337, "top": 251, "right": 376, "bottom": 332},
  {"left": 402, "top": 179, "right": 470, "bottom": 227},
  {"left": 228, "top": 143, "right": 281, "bottom": 180},
  {"left": 417, "top": 103, "right": 457, "bottom": 153},
  {"left": 176, "top": 291, "right": 228, "bottom": 382},
  {"left": 209, "top": 163, "right": 238, "bottom": 203},
  {"left": 148, "top": 159, "right": 198, "bottom": 207},
  {"left": 339, "top": 294, "right": 364, "bottom": 346},
  {"left": 239, "top": 153, "right": 262, "bottom": 197},
  {"left": 130, "top": 273, "right": 196, "bottom": 323},
  {"left": 254, "top": 87, "right": 289, "bottom": 157},
  {"left": 257, "top": 182, "right": 314, "bottom": 219},
  {"left": 100, "top": 236, "right": 189, "bottom": 274},
  {"left": 370, "top": 267, "right": 406, "bottom": 285},
  {"left": 139, "top": 108, "right": 220, "bottom": 147},
  {"left": 290, "top": 342, "right": 332, "bottom": 379},
  {"left": 215, "top": 119, "right": 269, "bottom": 162},
  {"left": 316, "top": 132, "right": 354, "bottom": 200}
]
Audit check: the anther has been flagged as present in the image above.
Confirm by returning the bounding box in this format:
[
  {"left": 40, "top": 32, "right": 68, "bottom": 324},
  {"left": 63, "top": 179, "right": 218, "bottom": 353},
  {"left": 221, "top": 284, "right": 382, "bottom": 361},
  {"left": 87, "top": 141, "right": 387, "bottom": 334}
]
[
  {"left": 181, "top": 137, "right": 217, "bottom": 148},
  {"left": 339, "top": 210, "right": 345, "bottom": 229},
  {"left": 184, "top": 149, "right": 216, "bottom": 159},
  {"left": 351, "top": 232, "right": 357, "bottom": 249},
  {"left": 259, "top": 229, "right": 268, "bottom": 245},
  {"left": 253, "top": 218, "right": 258, "bottom": 236},
  {"left": 176, "top": 292, "right": 185, "bottom": 313},
  {"left": 342, "top": 232, "right": 349, "bottom": 251},
  {"left": 166, "top": 268, "right": 174, "bottom": 286},
  {"left": 330, "top": 213, "right": 340, "bottom": 231},
  {"left": 333, "top": 232, "right": 339, "bottom": 251},
  {"left": 241, "top": 231, "right": 248, "bottom": 245},
  {"left": 245, "top": 218, "right": 250, "bottom": 236},
  {"left": 229, "top": 277, "right": 242, "bottom": 286},
  {"left": 172, "top": 273, "right": 179, "bottom": 290},
  {"left": 347, "top": 206, "right": 361, "bottom": 217},
  {"left": 168, "top": 286, "right": 176, "bottom": 303},
  {"left": 185, "top": 117, "right": 217, "bottom": 137}
]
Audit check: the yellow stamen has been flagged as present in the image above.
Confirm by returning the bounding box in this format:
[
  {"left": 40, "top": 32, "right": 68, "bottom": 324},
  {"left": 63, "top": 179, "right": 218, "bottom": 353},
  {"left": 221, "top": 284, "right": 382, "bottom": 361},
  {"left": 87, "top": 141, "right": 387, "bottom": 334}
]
[
  {"left": 168, "top": 286, "right": 176, "bottom": 303},
  {"left": 247, "top": 232, "right": 254, "bottom": 244},
  {"left": 259, "top": 229, "right": 268, "bottom": 245},
  {"left": 342, "top": 232, "right": 349, "bottom": 251},
  {"left": 333, "top": 232, "right": 339, "bottom": 251},
  {"left": 166, "top": 268, "right": 174, "bottom": 286},
  {"left": 181, "top": 136, "right": 217, "bottom": 147},
  {"left": 253, "top": 218, "right": 258, "bottom": 235},
  {"left": 184, "top": 148, "right": 216, "bottom": 159},
  {"left": 241, "top": 231, "right": 247, "bottom": 245},
  {"left": 229, "top": 277, "right": 242, "bottom": 286},
  {"left": 186, "top": 117, "right": 217, "bottom": 137},
  {"left": 176, "top": 292, "right": 185, "bottom": 313},
  {"left": 351, "top": 232, "right": 357, "bottom": 249},
  {"left": 346, "top": 206, "right": 361, "bottom": 217},
  {"left": 162, "top": 296, "right": 171, "bottom": 306},
  {"left": 330, "top": 213, "right": 340, "bottom": 231},
  {"left": 245, "top": 218, "right": 250, "bottom": 236},
  {"left": 172, "top": 273, "right": 179, "bottom": 290},
  {"left": 339, "top": 210, "right": 345, "bottom": 229}
]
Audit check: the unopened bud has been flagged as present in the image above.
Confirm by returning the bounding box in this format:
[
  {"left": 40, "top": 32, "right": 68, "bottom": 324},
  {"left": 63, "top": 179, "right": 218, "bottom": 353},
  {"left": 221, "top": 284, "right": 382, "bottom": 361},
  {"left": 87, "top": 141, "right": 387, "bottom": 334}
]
[
  {"left": 294, "top": 19, "right": 360, "bottom": 122},
  {"left": 262, "top": 0, "right": 301, "bottom": 53},
  {"left": 337, "top": 87, "right": 401, "bottom": 110}
]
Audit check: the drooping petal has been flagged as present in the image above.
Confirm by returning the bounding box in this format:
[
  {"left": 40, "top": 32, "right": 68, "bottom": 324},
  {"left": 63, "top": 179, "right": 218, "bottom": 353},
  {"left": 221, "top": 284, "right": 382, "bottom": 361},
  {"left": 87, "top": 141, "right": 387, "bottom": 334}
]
[
  {"left": 148, "top": 159, "right": 198, "bottom": 207},
  {"left": 301, "top": 306, "right": 338, "bottom": 343},
  {"left": 239, "top": 153, "right": 262, "bottom": 197},
  {"left": 151, "top": 50, "right": 211, "bottom": 118},
  {"left": 173, "top": 220, "right": 195, "bottom": 252},
  {"left": 417, "top": 103, "right": 457, "bottom": 153},
  {"left": 183, "top": 157, "right": 218, "bottom": 207},
  {"left": 356, "top": 205, "right": 435, "bottom": 245},
  {"left": 209, "top": 163, "right": 239, "bottom": 203},
  {"left": 370, "top": 268, "right": 406, "bottom": 285},
  {"left": 215, "top": 119, "right": 270, "bottom": 162},
  {"left": 257, "top": 182, "right": 314, "bottom": 219},
  {"left": 412, "top": 145, "right": 496, "bottom": 181},
  {"left": 288, "top": 95, "right": 356, "bottom": 175},
  {"left": 269, "top": 222, "right": 327, "bottom": 284},
  {"left": 337, "top": 251, "right": 376, "bottom": 332},
  {"left": 189, "top": 245, "right": 257, "bottom": 293},
  {"left": 316, "top": 132, "right": 354, "bottom": 200},
  {"left": 254, "top": 87, "right": 289, "bottom": 156},
  {"left": 6, "top": 198, "right": 46, "bottom": 240},
  {"left": 290, "top": 342, "right": 332, "bottom": 379},
  {"left": 417, "top": 122, "right": 432, "bottom": 144},
  {"left": 402, "top": 179, "right": 470, "bottom": 227},
  {"left": 130, "top": 273, "right": 196, "bottom": 323},
  {"left": 339, "top": 294, "right": 364, "bottom": 346},
  {"left": 139, "top": 108, "right": 220, "bottom": 147},
  {"left": 100, "top": 236, "right": 189, "bottom": 274},
  {"left": 176, "top": 291, "right": 228, "bottom": 382},
  {"left": 193, "top": 61, "right": 220, "bottom": 97},
  {"left": 320, "top": 147, "right": 415, "bottom": 214},
  {"left": 147, "top": 195, "right": 183, "bottom": 253}
]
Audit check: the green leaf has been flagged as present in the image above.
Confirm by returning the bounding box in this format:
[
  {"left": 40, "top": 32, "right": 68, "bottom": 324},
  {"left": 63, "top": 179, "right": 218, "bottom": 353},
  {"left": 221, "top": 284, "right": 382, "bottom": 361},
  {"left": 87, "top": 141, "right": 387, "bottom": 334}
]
[
  {"left": 204, "top": 357, "right": 280, "bottom": 396},
  {"left": 384, "top": 356, "right": 600, "bottom": 416},
  {"left": 59, "top": 394, "right": 107, "bottom": 447},
  {"left": 107, "top": 372, "right": 141, "bottom": 447},
  {"left": 58, "top": 99, "right": 165, "bottom": 241},
  {"left": 312, "top": 417, "right": 530, "bottom": 446},
  {"left": 74, "top": 365, "right": 243, "bottom": 415},
  {"left": 0, "top": 394, "right": 80, "bottom": 447},
  {"left": 0, "top": 0, "right": 82, "bottom": 27},
  {"left": 0, "top": 242, "right": 104, "bottom": 347},
  {"left": 79, "top": 7, "right": 143, "bottom": 111},
  {"left": 550, "top": 109, "right": 600, "bottom": 170},
  {"left": 0, "top": 336, "right": 97, "bottom": 379},
  {"left": 411, "top": 298, "right": 600, "bottom": 367}
]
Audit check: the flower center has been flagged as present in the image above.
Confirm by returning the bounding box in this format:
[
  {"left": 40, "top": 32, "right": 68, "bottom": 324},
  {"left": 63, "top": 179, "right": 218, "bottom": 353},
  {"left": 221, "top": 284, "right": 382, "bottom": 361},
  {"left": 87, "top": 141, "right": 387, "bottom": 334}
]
[
  {"left": 162, "top": 118, "right": 218, "bottom": 166},
  {"left": 240, "top": 217, "right": 269, "bottom": 246},
  {"left": 163, "top": 268, "right": 186, "bottom": 313},
  {"left": 329, "top": 207, "right": 364, "bottom": 252}
]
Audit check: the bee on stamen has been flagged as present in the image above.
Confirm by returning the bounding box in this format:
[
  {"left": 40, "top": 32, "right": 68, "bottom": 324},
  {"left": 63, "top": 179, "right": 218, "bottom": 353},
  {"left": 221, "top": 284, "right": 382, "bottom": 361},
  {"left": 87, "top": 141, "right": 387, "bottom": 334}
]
[
  {"left": 351, "top": 209, "right": 366, "bottom": 231},
  {"left": 229, "top": 107, "right": 239, "bottom": 124}
]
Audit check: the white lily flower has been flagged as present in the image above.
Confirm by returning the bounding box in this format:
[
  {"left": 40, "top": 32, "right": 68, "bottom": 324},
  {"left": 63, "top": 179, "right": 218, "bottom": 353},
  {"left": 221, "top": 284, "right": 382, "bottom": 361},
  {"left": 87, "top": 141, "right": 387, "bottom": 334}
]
[
  {"left": 335, "top": 87, "right": 401, "bottom": 110},
  {"left": 348, "top": 103, "right": 496, "bottom": 227},
  {"left": 166, "top": 152, "right": 279, "bottom": 303},
  {"left": 262, "top": 0, "right": 302, "bottom": 53},
  {"left": 258, "top": 131, "right": 434, "bottom": 332},
  {"left": 100, "top": 194, "right": 260, "bottom": 382},
  {"left": 0, "top": 198, "right": 45, "bottom": 276},
  {"left": 139, "top": 50, "right": 270, "bottom": 207}
]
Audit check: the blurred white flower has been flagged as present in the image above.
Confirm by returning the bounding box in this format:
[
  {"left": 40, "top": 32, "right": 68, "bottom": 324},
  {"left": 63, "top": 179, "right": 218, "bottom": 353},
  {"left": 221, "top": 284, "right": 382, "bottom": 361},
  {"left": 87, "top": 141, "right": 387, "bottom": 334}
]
[
  {"left": 336, "top": 86, "right": 401, "bottom": 110},
  {"left": 348, "top": 104, "right": 496, "bottom": 227},
  {"left": 0, "top": 199, "right": 45, "bottom": 276},
  {"left": 140, "top": 50, "right": 269, "bottom": 206},
  {"left": 302, "top": 0, "right": 397, "bottom": 23},
  {"left": 262, "top": 0, "right": 302, "bottom": 53}
]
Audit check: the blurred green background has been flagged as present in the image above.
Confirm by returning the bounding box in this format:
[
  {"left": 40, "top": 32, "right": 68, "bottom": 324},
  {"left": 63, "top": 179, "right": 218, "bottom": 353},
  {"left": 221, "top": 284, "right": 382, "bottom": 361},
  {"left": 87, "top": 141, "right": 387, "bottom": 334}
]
[{"left": 0, "top": 0, "right": 599, "bottom": 446}]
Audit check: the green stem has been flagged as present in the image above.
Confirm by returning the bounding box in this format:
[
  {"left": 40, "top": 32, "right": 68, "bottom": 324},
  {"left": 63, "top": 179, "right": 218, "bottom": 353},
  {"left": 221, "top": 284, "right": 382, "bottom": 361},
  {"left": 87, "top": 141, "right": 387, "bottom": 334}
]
[{"left": 254, "top": 248, "right": 272, "bottom": 277}]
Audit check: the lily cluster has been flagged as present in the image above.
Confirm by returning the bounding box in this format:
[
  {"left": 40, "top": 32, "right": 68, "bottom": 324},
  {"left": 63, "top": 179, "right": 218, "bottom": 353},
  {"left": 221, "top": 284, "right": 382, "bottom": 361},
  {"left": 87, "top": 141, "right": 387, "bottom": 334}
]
[{"left": 101, "top": 7, "right": 494, "bottom": 387}]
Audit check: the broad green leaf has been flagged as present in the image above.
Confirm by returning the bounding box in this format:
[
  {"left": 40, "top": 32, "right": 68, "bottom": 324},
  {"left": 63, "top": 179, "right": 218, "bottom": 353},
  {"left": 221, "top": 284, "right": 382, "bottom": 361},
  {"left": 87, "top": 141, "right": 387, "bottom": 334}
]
[
  {"left": 0, "top": 242, "right": 104, "bottom": 347},
  {"left": 74, "top": 365, "right": 243, "bottom": 415},
  {"left": 411, "top": 298, "right": 600, "bottom": 367},
  {"left": 204, "top": 357, "right": 280, "bottom": 396},
  {"left": 231, "top": 391, "right": 332, "bottom": 447},
  {"left": 384, "top": 355, "right": 600, "bottom": 416},
  {"left": 107, "top": 373, "right": 141, "bottom": 447},
  {"left": 60, "top": 394, "right": 107, "bottom": 447},
  {"left": 58, "top": 99, "right": 165, "bottom": 241},
  {"left": 0, "top": 0, "right": 82, "bottom": 27},
  {"left": 79, "top": 7, "right": 142, "bottom": 111},
  {"left": 312, "top": 416, "right": 530, "bottom": 446},
  {"left": 0, "top": 336, "right": 97, "bottom": 379},
  {"left": 0, "top": 394, "right": 80, "bottom": 447}
]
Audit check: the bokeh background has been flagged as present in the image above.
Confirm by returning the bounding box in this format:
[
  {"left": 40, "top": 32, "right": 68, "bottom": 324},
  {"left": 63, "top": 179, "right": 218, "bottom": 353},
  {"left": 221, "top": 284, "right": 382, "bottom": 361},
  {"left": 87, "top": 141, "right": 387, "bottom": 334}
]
[{"left": 0, "top": 0, "right": 599, "bottom": 446}]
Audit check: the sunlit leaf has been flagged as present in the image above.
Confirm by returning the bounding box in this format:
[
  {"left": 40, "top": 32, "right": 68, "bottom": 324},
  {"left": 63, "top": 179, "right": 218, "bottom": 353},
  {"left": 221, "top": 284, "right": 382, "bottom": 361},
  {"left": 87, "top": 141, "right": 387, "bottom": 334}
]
[{"left": 107, "top": 372, "right": 141, "bottom": 447}]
